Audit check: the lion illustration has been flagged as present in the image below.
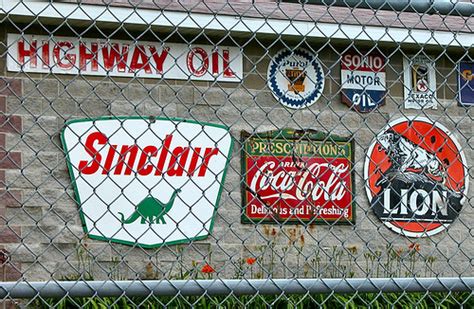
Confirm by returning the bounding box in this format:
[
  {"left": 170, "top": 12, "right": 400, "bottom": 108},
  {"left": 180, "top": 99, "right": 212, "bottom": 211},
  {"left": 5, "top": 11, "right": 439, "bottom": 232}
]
[{"left": 377, "top": 131, "right": 445, "bottom": 180}]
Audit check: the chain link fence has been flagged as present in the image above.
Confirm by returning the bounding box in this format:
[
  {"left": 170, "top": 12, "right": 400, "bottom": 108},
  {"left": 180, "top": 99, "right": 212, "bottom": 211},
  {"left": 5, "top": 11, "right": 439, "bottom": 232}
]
[{"left": 0, "top": 0, "right": 473, "bottom": 307}]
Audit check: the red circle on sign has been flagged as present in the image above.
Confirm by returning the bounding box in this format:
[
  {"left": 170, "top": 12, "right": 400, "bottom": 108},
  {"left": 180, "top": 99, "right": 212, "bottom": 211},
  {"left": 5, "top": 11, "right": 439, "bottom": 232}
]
[{"left": 364, "top": 117, "right": 468, "bottom": 237}]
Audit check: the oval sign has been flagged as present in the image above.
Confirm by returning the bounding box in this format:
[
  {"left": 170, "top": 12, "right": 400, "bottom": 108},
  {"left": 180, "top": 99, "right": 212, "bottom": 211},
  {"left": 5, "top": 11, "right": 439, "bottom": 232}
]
[
  {"left": 267, "top": 48, "right": 325, "bottom": 109},
  {"left": 364, "top": 117, "right": 468, "bottom": 237}
]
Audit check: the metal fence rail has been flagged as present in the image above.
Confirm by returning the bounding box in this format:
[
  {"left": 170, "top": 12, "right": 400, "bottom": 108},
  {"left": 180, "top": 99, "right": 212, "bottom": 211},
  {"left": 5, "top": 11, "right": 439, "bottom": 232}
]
[
  {"left": 1, "top": 277, "right": 474, "bottom": 298},
  {"left": 0, "top": 0, "right": 472, "bottom": 307}
]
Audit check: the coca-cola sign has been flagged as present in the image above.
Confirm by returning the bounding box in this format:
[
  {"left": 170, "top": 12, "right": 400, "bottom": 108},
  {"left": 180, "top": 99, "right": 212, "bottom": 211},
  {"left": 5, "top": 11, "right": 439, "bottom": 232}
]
[{"left": 241, "top": 129, "right": 355, "bottom": 224}]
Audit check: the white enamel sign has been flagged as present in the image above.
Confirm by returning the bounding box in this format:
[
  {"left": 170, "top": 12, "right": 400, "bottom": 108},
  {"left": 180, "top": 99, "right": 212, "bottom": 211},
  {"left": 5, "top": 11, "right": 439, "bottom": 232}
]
[
  {"left": 340, "top": 50, "right": 387, "bottom": 112},
  {"left": 267, "top": 48, "right": 325, "bottom": 109},
  {"left": 403, "top": 55, "right": 437, "bottom": 109},
  {"left": 7, "top": 33, "right": 242, "bottom": 82},
  {"left": 61, "top": 118, "right": 233, "bottom": 247}
]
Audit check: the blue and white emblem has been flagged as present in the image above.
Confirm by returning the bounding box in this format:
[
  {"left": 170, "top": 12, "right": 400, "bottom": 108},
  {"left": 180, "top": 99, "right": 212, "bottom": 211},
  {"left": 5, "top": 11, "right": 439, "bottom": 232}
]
[
  {"left": 267, "top": 48, "right": 325, "bottom": 109},
  {"left": 340, "top": 50, "right": 387, "bottom": 112}
]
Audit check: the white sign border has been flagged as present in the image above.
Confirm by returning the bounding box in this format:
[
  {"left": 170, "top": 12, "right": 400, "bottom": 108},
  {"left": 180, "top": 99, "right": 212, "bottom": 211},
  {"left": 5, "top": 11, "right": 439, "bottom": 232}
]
[
  {"left": 7, "top": 33, "right": 243, "bottom": 82},
  {"left": 403, "top": 55, "right": 438, "bottom": 110},
  {"left": 61, "top": 116, "right": 234, "bottom": 248}
]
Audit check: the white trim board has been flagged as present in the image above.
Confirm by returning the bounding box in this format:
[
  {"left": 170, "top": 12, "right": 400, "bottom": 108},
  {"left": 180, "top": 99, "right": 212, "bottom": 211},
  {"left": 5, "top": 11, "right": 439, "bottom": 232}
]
[{"left": 1, "top": 1, "right": 472, "bottom": 48}]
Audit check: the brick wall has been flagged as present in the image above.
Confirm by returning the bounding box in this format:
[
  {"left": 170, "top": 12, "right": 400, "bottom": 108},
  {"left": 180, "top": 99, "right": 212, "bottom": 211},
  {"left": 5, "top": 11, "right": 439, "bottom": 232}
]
[
  {"left": 0, "top": 28, "right": 472, "bottom": 281},
  {"left": 0, "top": 82, "right": 23, "bottom": 282}
]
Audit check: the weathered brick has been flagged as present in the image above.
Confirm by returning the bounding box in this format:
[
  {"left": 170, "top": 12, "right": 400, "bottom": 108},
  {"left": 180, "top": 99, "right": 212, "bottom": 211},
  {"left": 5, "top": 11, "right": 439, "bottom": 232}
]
[
  {"left": 0, "top": 152, "right": 21, "bottom": 169},
  {"left": 195, "top": 87, "right": 227, "bottom": 106},
  {"left": 0, "top": 96, "right": 5, "bottom": 112},
  {"left": 160, "top": 85, "right": 194, "bottom": 105},
  {"left": 0, "top": 171, "right": 5, "bottom": 188},
  {"left": 23, "top": 78, "right": 59, "bottom": 98},
  {"left": 0, "top": 190, "right": 22, "bottom": 208},
  {"left": 75, "top": 98, "right": 111, "bottom": 117},
  {"left": 6, "top": 207, "right": 42, "bottom": 226},
  {"left": 0, "top": 79, "right": 21, "bottom": 97},
  {"left": 3, "top": 262, "right": 21, "bottom": 281},
  {"left": 6, "top": 97, "right": 43, "bottom": 116},
  {"left": 0, "top": 226, "right": 20, "bottom": 243},
  {"left": 0, "top": 115, "right": 22, "bottom": 134},
  {"left": 242, "top": 73, "right": 266, "bottom": 90},
  {"left": 0, "top": 300, "right": 21, "bottom": 309},
  {"left": 61, "top": 79, "right": 95, "bottom": 98}
]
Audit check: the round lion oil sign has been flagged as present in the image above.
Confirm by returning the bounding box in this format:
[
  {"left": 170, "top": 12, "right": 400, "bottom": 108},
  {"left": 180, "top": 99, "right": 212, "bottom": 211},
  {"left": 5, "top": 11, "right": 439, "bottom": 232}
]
[
  {"left": 364, "top": 117, "right": 468, "bottom": 237},
  {"left": 267, "top": 48, "right": 325, "bottom": 109}
]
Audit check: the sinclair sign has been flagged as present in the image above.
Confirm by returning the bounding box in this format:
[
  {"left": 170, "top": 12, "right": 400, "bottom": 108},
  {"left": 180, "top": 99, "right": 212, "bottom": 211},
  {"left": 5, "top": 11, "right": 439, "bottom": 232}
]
[
  {"left": 7, "top": 34, "right": 242, "bottom": 81},
  {"left": 341, "top": 50, "right": 386, "bottom": 112},
  {"left": 241, "top": 129, "right": 355, "bottom": 224},
  {"left": 62, "top": 117, "right": 233, "bottom": 248}
]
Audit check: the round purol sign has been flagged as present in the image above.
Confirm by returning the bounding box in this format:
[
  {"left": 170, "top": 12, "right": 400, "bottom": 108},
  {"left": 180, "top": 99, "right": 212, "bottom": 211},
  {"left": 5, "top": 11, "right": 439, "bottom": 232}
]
[
  {"left": 364, "top": 117, "right": 468, "bottom": 237},
  {"left": 62, "top": 117, "right": 233, "bottom": 248},
  {"left": 267, "top": 48, "right": 325, "bottom": 109}
]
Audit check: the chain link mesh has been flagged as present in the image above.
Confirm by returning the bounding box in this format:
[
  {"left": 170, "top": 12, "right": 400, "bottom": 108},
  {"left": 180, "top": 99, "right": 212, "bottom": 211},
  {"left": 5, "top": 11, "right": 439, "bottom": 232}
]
[{"left": 0, "top": 0, "right": 472, "bottom": 307}]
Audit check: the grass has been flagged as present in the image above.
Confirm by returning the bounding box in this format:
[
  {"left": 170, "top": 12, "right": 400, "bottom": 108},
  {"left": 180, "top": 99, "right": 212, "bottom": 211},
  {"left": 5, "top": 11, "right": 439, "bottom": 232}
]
[
  {"left": 27, "top": 235, "right": 471, "bottom": 308},
  {"left": 31, "top": 291, "right": 473, "bottom": 308}
]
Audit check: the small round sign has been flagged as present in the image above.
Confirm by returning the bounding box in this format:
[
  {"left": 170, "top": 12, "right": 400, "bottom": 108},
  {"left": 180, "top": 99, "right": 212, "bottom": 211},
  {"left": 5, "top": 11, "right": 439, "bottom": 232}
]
[
  {"left": 267, "top": 48, "right": 325, "bottom": 109},
  {"left": 364, "top": 117, "right": 468, "bottom": 237}
]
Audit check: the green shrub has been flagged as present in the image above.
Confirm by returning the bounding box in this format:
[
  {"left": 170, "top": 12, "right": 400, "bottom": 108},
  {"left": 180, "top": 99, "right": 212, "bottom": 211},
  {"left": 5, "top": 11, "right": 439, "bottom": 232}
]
[{"left": 31, "top": 291, "right": 473, "bottom": 308}]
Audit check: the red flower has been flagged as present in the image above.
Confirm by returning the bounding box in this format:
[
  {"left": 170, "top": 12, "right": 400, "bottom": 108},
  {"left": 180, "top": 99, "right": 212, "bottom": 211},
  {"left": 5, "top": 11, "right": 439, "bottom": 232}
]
[
  {"left": 246, "top": 258, "right": 257, "bottom": 265},
  {"left": 409, "top": 243, "right": 421, "bottom": 252},
  {"left": 299, "top": 234, "right": 305, "bottom": 246},
  {"left": 201, "top": 264, "right": 215, "bottom": 274},
  {"left": 0, "top": 249, "right": 9, "bottom": 265}
]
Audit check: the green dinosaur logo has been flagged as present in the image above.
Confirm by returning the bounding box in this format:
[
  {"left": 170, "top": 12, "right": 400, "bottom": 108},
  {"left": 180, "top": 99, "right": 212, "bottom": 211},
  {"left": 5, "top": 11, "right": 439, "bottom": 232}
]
[{"left": 118, "top": 189, "right": 181, "bottom": 224}]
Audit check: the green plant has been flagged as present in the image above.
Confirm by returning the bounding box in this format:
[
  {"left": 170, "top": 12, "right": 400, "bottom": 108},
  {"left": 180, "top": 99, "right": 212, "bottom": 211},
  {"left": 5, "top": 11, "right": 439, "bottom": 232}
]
[
  {"left": 407, "top": 243, "right": 421, "bottom": 277},
  {"left": 110, "top": 256, "right": 128, "bottom": 280},
  {"left": 364, "top": 251, "right": 376, "bottom": 277},
  {"left": 35, "top": 237, "right": 471, "bottom": 308},
  {"left": 73, "top": 240, "right": 94, "bottom": 280},
  {"left": 311, "top": 247, "right": 322, "bottom": 278},
  {"left": 32, "top": 291, "right": 473, "bottom": 308},
  {"left": 234, "top": 256, "right": 245, "bottom": 279},
  {"left": 425, "top": 255, "right": 437, "bottom": 277}
]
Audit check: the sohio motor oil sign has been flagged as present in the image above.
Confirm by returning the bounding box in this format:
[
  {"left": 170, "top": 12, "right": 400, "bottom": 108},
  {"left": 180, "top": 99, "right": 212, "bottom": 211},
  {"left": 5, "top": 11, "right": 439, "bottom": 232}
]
[
  {"left": 241, "top": 129, "right": 355, "bottom": 224},
  {"left": 7, "top": 34, "right": 242, "bottom": 81},
  {"left": 364, "top": 117, "right": 468, "bottom": 237},
  {"left": 341, "top": 50, "right": 386, "bottom": 112},
  {"left": 62, "top": 118, "right": 233, "bottom": 247}
]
